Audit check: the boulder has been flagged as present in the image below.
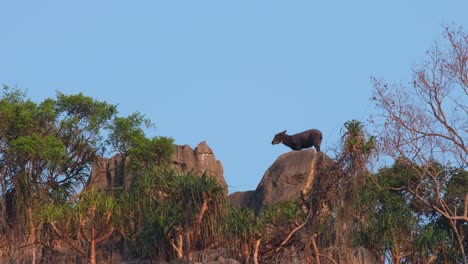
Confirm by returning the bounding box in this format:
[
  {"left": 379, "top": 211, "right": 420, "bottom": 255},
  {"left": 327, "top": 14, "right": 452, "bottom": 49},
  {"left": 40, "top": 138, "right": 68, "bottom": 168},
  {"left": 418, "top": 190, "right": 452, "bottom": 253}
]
[
  {"left": 228, "top": 190, "right": 255, "bottom": 209},
  {"left": 229, "top": 149, "right": 333, "bottom": 212}
]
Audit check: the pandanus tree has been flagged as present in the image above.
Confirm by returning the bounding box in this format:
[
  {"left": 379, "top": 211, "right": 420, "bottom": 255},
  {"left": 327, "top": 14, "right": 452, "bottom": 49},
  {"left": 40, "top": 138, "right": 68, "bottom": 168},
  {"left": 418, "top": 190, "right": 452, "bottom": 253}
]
[
  {"left": 326, "top": 120, "right": 376, "bottom": 249},
  {"left": 340, "top": 119, "right": 376, "bottom": 175},
  {"left": 40, "top": 188, "right": 124, "bottom": 264},
  {"left": 224, "top": 205, "right": 258, "bottom": 263},
  {"left": 128, "top": 170, "right": 227, "bottom": 262},
  {"left": 224, "top": 198, "right": 310, "bottom": 264},
  {"left": 166, "top": 171, "right": 227, "bottom": 261}
]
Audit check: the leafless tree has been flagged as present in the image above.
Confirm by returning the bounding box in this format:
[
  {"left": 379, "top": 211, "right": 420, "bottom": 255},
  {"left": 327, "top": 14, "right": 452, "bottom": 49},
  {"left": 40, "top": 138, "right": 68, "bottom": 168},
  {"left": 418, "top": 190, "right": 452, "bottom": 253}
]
[{"left": 371, "top": 25, "right": 468, "bottom": 262}]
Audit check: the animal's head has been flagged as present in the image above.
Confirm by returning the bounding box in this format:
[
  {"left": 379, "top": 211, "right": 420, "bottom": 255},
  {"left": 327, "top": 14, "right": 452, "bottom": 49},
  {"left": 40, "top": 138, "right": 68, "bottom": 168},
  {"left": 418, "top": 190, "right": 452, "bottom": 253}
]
[{"left": 272, "top": 130, "right": 287, "bottom": 145}]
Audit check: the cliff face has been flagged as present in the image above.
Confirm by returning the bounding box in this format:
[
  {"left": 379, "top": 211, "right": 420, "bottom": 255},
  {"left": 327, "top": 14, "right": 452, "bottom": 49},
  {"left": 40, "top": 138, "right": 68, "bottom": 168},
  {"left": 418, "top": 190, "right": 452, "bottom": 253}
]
[
  {"left": 171, "top": 141, "right": 227, "bottom": 192},
  {"left": 87, "top": 154, "right": 126, "bottom": 190},
  {"left": 229, "top": 149, "right": 334, "bottom": 212},
  {"left": 87, "top": 141, "right": 228, "bottom": 192}
]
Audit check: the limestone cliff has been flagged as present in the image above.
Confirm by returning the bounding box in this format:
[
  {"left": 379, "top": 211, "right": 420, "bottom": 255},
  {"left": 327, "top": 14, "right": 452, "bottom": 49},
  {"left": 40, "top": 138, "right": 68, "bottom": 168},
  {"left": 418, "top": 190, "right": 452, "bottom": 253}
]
[
  {"left": 87, "top": 141, "right": 228, "bottom": 192},
  {"left": 86, "top": 153, "right": 126, "bottom": 190},
  {"left": 171, "top": 141, "right": 227, "bottom": 192}
]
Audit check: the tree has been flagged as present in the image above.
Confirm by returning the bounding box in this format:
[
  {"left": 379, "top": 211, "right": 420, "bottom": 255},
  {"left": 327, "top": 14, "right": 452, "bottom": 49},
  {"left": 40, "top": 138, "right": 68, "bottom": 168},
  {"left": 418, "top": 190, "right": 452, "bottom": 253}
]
[
  {"left": 259, "top": 198, "right": 308, "bottom": 263},
  {"left": 224, "top": 205, "right": 260, "bottom": 263},
  {"left": 106, "top": 112, "right": 174, "bottom": 177},
  {"left": 372, "top": 25, "right": 468, "bottom": 262},
  {"left": 360, "top": 161, "right": 419, "bottom": 263},
  {"left": 0, "top": 88, "right": 176, "bottom": 262},
  {"left": 0, "top": 87, "right": 117, "bottom": 248},
  {"left": 333, "top": 120, "right": 376, "bottom": 248},
  {"left": 167, "top": 171, "right": 227, "bottom": 261},
  {"left": 128, "top": 170, "right": 227, "bottom": 262},
  {"left": 40, "top": 188, "right": 123, "bottom": 264},
  {"left": 340, "top": 119, "right": 377, "bottom": 174}
]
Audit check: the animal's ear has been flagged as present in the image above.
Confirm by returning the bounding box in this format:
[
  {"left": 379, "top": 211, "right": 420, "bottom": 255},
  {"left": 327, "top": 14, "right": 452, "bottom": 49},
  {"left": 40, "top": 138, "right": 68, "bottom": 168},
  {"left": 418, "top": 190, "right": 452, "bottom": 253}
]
[{"left": 282, "top": 130, "right": 287, "bottom": 134}]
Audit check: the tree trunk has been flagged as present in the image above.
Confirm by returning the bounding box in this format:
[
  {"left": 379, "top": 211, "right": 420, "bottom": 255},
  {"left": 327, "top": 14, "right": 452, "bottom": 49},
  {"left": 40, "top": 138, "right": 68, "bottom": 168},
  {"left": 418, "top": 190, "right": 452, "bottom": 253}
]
[
  {"left": 170, "top": 233, "right": 184, "bottom": 259},
  {"left": 184, "top": 231, "right": 192, "bottom": 261},
  {"left": 253, "top": 239, "right": 261, "bottom": 264},
  {"left": 242, "top": 242, "right": 250, "bottom": 264},
  {"left": 392, "top": 247, "right": 401, "bottom": 264},
  {"left": 186, "top": 195, "right": 210, "bottom": 261},
  {"left": 90, "top": 206, "right": 97, "bottom": 264},
  {"left": 27, "top": 206, "right": 36, "bottom": 244},
  {"left": 193, "top": 195, "right": 210, "bottom": 239},
  {"left": 426, "top": 255, "right": 436, "bottom": 264},
  {"left": 311, "top": 234, "right": 321, "bottom": 264},
  {"left": 90, "top": 238, "right": 96, "bottom": 264}
]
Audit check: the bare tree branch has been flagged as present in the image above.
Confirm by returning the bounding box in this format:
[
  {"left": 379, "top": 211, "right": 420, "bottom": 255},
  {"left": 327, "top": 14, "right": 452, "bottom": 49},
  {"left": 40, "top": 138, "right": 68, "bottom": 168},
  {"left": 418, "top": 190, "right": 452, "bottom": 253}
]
[{"left": 372, "top": 26, "right": 468, "bottom": 262}]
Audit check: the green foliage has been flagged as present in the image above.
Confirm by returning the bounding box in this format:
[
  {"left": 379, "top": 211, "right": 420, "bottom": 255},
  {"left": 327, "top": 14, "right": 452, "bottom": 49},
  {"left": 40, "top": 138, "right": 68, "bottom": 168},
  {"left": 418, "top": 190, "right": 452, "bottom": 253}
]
[
  {"left": 341, "top": 119, "right": 377, "bottom": 162},
  {"left": 127, "top": 169, "right": 179, "bottom": 235},
  {"left": 319, "top": 120, "right": 378, "bottom": 249},
  {"left": 55, "top": 92, "right": 117, "bottom": 132},
  {"left": 260, "top": 198, "right": 305, "bottom": 226},
  {"left": 127, "top": 136, "right": 174, "bottom": 172},
  {"left": 128, "top": 170, "right": 227, "bottom": 259},
  {"left": 38, "top": 199, "right": 74, "bottom": 226},
  {"left": 106, "top": 112, "right": 152, "bottom": 155},
  {"left": 39, "top": 188, "right": 121, "bottom": 226},
  {"left": 445, "top": 169, "right": 468, "bottom": 213},
  {"left": 354, "top": 162, "right": 417, "bottom": 257},
  {"left": 413, "top": 221, "right": 463, "bottom": 263},
  {"left": 38, "top": 187, "right": 123, "bottom": 263},
  {"left": 1, "top": 87, "right": 117, "bottom": 172},
  {"left": 0, "top": 86, "right": 176, "bottom": 261},
  {"left": 132, "top": 214, "right": 173, "bottom": 258},
  {"left": 225, "top": 205, "right": 257, "bottom": 242},
  {"left": 353, "top": 159, "right": 468, "bottom": 262},
  {"left": 106, "top": 112, "right": 174, "bottom": 173},
  {"left": 10, "top": 134, "right": 65, "bottom": 163}
]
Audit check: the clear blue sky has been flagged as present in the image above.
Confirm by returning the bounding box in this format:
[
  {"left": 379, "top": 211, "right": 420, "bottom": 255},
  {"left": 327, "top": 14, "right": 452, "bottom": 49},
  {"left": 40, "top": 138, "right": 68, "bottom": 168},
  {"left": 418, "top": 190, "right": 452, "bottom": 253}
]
[{"left": 1, "top": 1, "right": 467, "bottom": 193}]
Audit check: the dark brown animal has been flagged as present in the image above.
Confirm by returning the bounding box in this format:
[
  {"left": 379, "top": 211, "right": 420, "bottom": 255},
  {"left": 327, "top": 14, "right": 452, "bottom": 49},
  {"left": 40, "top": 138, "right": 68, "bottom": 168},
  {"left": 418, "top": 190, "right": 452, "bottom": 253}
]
[{"left": 272, "top": 129, "right": 322, "bottom": 152}]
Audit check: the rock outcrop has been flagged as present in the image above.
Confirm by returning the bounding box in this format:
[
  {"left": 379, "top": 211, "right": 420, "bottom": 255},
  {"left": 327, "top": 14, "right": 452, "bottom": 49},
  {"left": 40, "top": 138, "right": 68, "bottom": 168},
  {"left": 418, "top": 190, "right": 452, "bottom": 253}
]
[
  {"left": 228, "top": 151, "right": 378, "bottom": 263},
  {"left": 85, "top": 141, "right": 228, "bottom": 194},
  {"left": 171, "top": 141, "right": 227, "bottom": 192},
  {"left": 87, "top": 154, "right": 127, "bottom": 190},
  {"left": 87, "top": 141, "right": 228, "bottom": 192},
  {"left": 229, "top": 149, "right": 333, "bottom": 212}
]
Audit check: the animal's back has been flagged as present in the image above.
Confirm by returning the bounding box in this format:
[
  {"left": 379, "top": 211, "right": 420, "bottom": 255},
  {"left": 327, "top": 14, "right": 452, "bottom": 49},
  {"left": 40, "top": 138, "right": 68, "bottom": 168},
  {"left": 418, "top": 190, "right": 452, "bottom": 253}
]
[
  {"left": 295, "top": 129, "right": 322, "bottom": 149},
  {"left": 294, "top": 129, "right": 322, "bottom": 139}
]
